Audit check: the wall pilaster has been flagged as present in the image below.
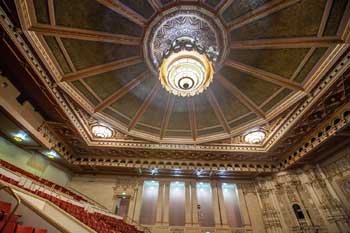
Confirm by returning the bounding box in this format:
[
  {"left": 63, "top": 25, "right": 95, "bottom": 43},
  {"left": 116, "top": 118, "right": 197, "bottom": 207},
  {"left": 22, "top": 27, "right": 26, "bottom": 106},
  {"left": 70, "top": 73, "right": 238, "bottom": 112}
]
[
  {"left": 185, "top": 181, "right": 192, "bottom": 226},
  {"left": 216, "top": 182, "right": 229, "bottom": 227},
  {"left": 156, "top": 181, "right": 165, "bottom": 225},
  {"left": 190, "top": 181, "right": 199, "bottom": 227},
  {"left": 132, "top": 181, "right": 144, "bottom": 224},
  {"left": 162, "top": 182, "right": 170, "bottom": 226}
]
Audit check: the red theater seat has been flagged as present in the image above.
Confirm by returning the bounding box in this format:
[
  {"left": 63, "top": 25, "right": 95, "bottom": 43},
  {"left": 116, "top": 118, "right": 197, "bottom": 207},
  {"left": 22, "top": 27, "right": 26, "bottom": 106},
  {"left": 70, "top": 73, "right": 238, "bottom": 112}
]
[
  {"left": 0, "top": 201, "right": 11, "bottom": 213},
  {"left": 15, "top": 225, "right": 34, "bottom": 233},
  {"left": 0, "top": 160, "right": 142, "bottom": 233},
  {"left": 0, "top": 222, "right": 16, "bottom": 233}
]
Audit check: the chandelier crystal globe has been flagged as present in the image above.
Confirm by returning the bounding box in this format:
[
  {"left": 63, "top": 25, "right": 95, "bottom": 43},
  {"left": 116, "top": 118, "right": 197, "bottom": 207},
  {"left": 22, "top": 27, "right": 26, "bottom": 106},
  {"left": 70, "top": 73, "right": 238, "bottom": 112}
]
[
  {"left": 244, "top": 130, "right": 266, "bottom": 144},
  {"left": 159, "top": 38, "right": 216, "bottom": 97},
  {"left": 91, "top": 125, "right": 113, "bottom": 138}
]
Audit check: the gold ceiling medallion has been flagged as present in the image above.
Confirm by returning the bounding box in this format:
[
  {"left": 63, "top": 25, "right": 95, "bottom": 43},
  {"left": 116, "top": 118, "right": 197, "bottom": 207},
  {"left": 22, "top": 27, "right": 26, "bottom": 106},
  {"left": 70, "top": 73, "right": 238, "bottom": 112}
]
[{"left": 159, "top": 38, "right": 216, "bottom": 97}]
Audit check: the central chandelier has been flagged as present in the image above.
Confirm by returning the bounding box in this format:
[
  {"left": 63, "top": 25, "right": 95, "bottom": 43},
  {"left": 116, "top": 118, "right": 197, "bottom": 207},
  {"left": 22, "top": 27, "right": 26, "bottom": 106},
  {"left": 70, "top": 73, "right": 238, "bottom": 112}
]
[{"left": 159, "top": 37, "right": 217, "bottom": 97}]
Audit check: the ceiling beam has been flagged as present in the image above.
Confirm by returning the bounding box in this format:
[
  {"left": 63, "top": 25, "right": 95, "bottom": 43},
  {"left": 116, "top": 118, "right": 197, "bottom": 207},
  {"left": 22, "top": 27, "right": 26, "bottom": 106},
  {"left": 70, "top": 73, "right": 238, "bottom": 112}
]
[
  {"left": 188, "top": 98, "right": 197, "bottom": 141},
  {"left": 47, "top": 0, "right": 55, "bottom": 25},
  {"left": 291, "top": 48, "right": 315, "bottom": 81},
  {"left": 94, "top": 71, "right": 149, "bottom": 112},
  {"left": 128, "top": 83, "right": 160, "bottom": 131},
  {"left": 227, "top": 0, "right": 302, "bottom": 31},
  {"left": 225, "top": 60, "right": 305, "bottom": 92},
  {"left": 318, "top": 0, "right": 333, "bottom": 36},
  {"left": 95, "top": 0, "right": 147, "bottom": 26},
  {"left": 217, "top": 75, "right": 266, "bottom": 119},
  {"left": 56, "top": 37, "right": 76, "bottom": 72},
  {"left": 29, "top": 24, "right": 141, "bottom": 45},
  {"left": 206, "top": 89, "right": 231, "bottom": 135},
  {"left": 216, "top": 0, "right": 233, "bottom": 14},
  {"left": 230, "top": 36, "right": 343, "bottom": 49},
  {"left": 160, "top": 94, "right": 174, "bottom": 140},
  {"left": 61, "top": 56, "right": 143, "bottom": 82},
  {"left": 148, "top": 0, "right": 162, "bottom": 12}
]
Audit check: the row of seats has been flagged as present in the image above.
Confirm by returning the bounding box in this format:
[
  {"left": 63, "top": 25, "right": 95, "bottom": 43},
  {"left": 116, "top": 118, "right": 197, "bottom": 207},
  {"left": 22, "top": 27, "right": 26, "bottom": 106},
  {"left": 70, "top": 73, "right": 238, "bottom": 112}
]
[
  {"left": 0, "top": 200, "right": 47, "bottom": 233},
  {"left": 0, "top": 160, "right": 86, "bottom": 202},
  {"left": 0, "top": 167, "right": 142, "bottom": 233}
]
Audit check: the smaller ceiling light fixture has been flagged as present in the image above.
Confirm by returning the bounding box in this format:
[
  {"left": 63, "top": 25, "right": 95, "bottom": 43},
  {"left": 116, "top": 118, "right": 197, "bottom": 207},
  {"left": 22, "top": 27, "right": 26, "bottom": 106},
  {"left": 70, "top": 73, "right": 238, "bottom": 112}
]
[
  {"left": 151, "top": 168, "right": 158, "bottom": 175},
  {"left": 244, "top": 130, "right": 266, "bottom": 144},
  {"left": 13, "top": 131, "right": 27, "bottom": 142},
  {"left": 46, "top": 150, "right": 58, "bottom": 159},
  {"left": 91, "top": 124, "right": 113, "bottom": 138}
]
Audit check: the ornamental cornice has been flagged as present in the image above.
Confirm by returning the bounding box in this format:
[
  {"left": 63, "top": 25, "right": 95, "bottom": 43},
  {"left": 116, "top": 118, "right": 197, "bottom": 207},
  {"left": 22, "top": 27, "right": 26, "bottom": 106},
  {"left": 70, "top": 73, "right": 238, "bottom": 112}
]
[{"left": 280, "top": 102, "right": 350, "bottom": 169}]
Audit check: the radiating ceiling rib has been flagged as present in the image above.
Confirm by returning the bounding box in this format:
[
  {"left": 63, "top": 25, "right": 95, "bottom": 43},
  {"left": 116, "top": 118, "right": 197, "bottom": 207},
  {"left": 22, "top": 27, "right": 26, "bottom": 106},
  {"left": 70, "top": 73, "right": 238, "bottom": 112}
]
[
  {"left": 214, "top": 0, "right": 232, "bottom": 14},
  {"left": 29, "top": 24, "right": 141, "bottom": 45},
  {"left": 55, "top": 37, "right": 76, "bottom": 72},
  {"left": 217, "top": 74, "right": 266, "bottom": 119},
  {"left": 291, "top": 48, "right": 316, "bottom": 81},
  {"left": 188, "top": 98, "right": 197, "bottom": 141},
  {"left": 81, "top": 80, "right": 102, "bottom": 102},
  {"left": 224, "top": 60, "right": 305, "bottom": 92},
  {"left": 148, "top": 0, "right": 162, "bottom": 12},
  {"left": 230, "top": 36, "right": 343, "bottom": 49},
  {"left": 318, "top": 0, "right": 334, "bottom": 36},
  {"left": 128, "top": 83, "right": 161, "bottom": 131},
  {"left": 206, "top": 89, "right": 231, "bottom": 135},
  {"left": 94, "top": 71, "right": 149, "bottom": 112},
  {"left": 227, "top": 0, "right": 302, "bottom": 31},
  {"left": 260, "top": 88, "right": 284, "bottom": 108},
  {"left": 47, "top": 0, "right": 55, "bottom": 25},
  {"left": 96, "top": 0, "right": 147, "bottom": 26},
  {"left": 160, "top": 94, "right": 174, "bottom": 140},
  {"left": 61, "top": 56, "right": 143, "bottom": 82},
  {"left": 337, "top": 1, "right": 350, "bottom": 39},
  {"left": 217, "top": 0, "right": 234, "bottom": 15}
]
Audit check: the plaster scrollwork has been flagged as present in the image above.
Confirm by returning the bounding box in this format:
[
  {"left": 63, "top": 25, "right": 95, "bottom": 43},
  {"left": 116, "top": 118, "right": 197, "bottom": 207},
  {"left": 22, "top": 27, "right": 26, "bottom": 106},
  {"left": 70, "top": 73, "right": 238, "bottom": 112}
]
[
  {"left": 112, "top": 177, "right": 139, "bottom": 199},
  {"left": 37, "top": 123, "right": 73, "bottom": 160},
  {"left": 285, "top": 186, "right": 298, "bottom": 203}
]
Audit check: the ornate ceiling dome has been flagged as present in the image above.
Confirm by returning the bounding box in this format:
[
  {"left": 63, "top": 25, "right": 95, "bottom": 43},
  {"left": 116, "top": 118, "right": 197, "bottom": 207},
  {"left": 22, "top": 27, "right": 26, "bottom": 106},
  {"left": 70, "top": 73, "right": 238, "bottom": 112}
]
[
  {"left": 145, "top": 6, "right": 227, "bottom": 97},
  {"left": 16, "top": 0, "right": 349, "bottom": 146},
  {"left": 143, "top": 5, "right": 228, "bottom": 74}
]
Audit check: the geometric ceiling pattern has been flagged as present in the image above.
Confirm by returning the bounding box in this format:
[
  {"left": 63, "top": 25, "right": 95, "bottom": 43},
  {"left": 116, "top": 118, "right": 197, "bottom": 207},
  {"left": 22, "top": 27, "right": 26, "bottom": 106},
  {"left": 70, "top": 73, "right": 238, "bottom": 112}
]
[
  {"left": 23, "top": 0, "right": 348, "bottom": 145},
  {"left": 1, "top": 0, "right": 349, "bottom": 175}
]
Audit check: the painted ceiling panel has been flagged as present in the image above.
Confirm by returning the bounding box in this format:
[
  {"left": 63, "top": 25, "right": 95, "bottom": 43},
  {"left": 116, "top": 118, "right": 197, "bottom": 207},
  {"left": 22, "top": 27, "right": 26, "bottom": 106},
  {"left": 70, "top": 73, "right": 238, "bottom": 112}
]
[
  {"left": 54, "top": 0, "right": 143, "bottom": 36},
  {"left": 62, "top": 38, "right": 140, "bottom": 70},
  {"left": 230, "top": 0, "right": 327, "bottom": 41}
]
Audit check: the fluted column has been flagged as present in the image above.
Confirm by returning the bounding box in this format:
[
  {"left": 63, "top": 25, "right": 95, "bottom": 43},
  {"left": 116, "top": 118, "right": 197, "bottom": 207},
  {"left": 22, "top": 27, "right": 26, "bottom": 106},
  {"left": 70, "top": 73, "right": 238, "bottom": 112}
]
[
  {"left": 127, "top": 185, "right": 137, "bottom": 221},
  {"left": 217, "top": 182, "right": 229, "bottom": 227},
  {"left": 185, "top": 181, "right": 192, "bottom": 226},
  {"left": 162, "top": 181, "right": 170, "bottom": 226},
  {"left": 191, "top": 181, "right": 199, "bottom": 226},
  {"left": 237, "top": 185, "right": 251, "bottom": 228},
  {"left": 211, "top": 182, "right": 222, "bottom": 227},
  {"left": 132, "top": 181, "right": 144, "bottom": 224},
  {"left": 156, "top": 181, "right": 164, "bottom": 225}
]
